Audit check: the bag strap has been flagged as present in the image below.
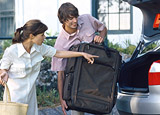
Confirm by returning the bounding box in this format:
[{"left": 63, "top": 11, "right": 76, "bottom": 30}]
[
  {"left": 87, "top": 42, "right": 111, "bottom": 58},
  {"left": 3, "top": 82, "right": 11, "bottom": 103}
]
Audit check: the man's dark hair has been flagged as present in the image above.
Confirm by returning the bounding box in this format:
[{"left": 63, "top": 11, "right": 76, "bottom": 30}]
[{"left": 58, "top": 2, "right": 79, "bottom": 24}]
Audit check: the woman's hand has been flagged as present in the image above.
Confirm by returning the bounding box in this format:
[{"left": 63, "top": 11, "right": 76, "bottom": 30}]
[
  {"left": 82, "top": 53, "right": 99, "bottom": 64},
  {"left": 0, "top": 69, "right": 8, "bottom": 86}
]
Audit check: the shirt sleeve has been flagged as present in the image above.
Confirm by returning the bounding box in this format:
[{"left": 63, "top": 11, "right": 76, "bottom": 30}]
[
  {"left": 0, "top": 47, "right": 13, "bottom": 70},
  {"left": 51, "top": 57, "right": 67, "bottom": 71},
  {"left": 40, "top": 44, "right": 57, "bottom": 57},
  {"left": 51, "top": 38, "right": 69, "bottom": 72},
  {"left": 87, "top": 14, "right": 105, "bottom": 32}
]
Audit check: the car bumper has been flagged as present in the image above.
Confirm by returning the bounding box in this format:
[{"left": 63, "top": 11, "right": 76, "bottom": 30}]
[{"left": 117, "top": 92, "right": 160, "bottom": 114}]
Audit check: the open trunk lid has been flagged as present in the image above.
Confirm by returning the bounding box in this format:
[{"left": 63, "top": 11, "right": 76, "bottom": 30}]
[{"left": 124, "top": 0, "right": 160, "bottom": 39}]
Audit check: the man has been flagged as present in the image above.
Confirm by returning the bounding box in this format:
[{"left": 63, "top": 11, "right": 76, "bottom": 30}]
[{"left": 51, "top": 2, "right": 107, "bottom": 115}]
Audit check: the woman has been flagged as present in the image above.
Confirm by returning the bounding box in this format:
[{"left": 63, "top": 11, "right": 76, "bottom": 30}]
[{"left": 0, "top": 19, "right": 98, "bottom": 115}]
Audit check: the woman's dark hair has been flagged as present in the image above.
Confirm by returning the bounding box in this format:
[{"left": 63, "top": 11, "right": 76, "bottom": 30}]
[
  {"left": 58, "top": 2, "right": 79, "bottom": 24},
  {"left": 12, "top": 19, "right": 48, "bottom": 44}
]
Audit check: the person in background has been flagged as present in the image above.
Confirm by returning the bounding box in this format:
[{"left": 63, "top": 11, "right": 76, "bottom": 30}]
[
  {"left": 51, "top": 2, "right": 107, "bottom": 115},
  {"left": 0, "top": 19, "right": 98, "bottom": 115}
]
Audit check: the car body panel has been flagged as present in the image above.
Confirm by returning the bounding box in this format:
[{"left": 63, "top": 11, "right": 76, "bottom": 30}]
[{"left": 117, "top": 86, "right": 160, "bottom": 114}]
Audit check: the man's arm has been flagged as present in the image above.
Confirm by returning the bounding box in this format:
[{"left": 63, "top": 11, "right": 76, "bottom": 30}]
[
  {"left": 58, "top": 71, "right": 68, "bottom": 115},
  {"left": 94, "top": 27, "right": 107, "bottom": 43},
  {"left": 86, "top": 14, "right": 107, "bottom": 43},
  {"left": 99, "top": 26, "right": 107, "bottom": 39}
]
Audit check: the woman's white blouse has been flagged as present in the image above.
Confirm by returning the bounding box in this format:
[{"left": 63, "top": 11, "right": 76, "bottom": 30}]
[{"left": 0, "top": 43, "right": 56, "bottom": 115}]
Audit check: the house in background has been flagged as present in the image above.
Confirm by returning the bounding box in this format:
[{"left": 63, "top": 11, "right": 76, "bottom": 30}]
[{"left": 0, "top": 0, "right": 143, "bottom": 47}]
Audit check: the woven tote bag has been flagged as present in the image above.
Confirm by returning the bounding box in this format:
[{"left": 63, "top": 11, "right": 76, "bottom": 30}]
[{"left": 0, "top": 83, "right": 28, "bottom": 115}]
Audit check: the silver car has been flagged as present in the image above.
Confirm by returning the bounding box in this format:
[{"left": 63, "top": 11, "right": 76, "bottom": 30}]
[{"left": 117, "top": 0, "right": 160, "bottom": 114}]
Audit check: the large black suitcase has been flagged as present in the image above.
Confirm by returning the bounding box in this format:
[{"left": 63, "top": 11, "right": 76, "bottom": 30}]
[{"left": 63, "top": 43, "right": 122, "bottom": 114}]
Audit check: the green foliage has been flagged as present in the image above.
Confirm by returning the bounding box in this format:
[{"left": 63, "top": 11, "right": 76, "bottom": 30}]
[
  {"left": 44, "top": 31, "right": 57, "bottom": 46},
  {"left": 108, "top": 41, "right": 124, "bottom": 52},
  {"left": 0, "top": 40, "right": 12, "bottom": 59},
  {"left": 108, "top": 39, "right": 136, "bottom": 55},
  {"left": 122, "top": 39, "right": 136, "bottom": 55},
  {"left": 1, "top": 40, "right": 12, "bottom": 51},
  {"left": 43, "top": 31, "right": 57, "bottom": 62},
  {"left": 0, "top": 85, "right": 4, "bottom": 100},
  {"left": 37, "top": 87, "right": 60, "bottom": 108},
  {"left": 142, "top": 42, "right": 158, "bottom": 53},
  {"left": 43, "top": 39, "right": 56, "bottom": 47},
  {"left": 123, "top": 45, "right": 136, "bottom": 55}
]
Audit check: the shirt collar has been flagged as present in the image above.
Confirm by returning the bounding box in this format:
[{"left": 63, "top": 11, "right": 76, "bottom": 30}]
[
  {"left": 17, "top": 43, "right": 40, "bottom": 57},
  {"left": 31, "top": 44, "right": 40, "bottom": 53},
  {"left": 17, "top": 43, "right": 26, "bottom": 57},
  {"left": 61, "top": 26, "right": 70, "bottom": 40}
]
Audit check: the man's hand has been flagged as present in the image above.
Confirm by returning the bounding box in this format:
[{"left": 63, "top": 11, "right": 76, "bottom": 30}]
[
  {"left": 0, "top": 69, "right": 8, "bottom": 86},
  {"left": 60, "top": 99, "right": 68, "bottom": 115},
  {"left": 93, "top": 35, "right": 104, "bottom": 43}
]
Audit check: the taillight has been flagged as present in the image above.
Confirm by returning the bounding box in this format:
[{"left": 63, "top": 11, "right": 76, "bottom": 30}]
[
  {"left": 148, "top": 60, "right": 160, "bottom": 85},
  {"left": 153, "top": 13, "right": 160, "bottom": 29},
  {"left": 153, "top": 14, "right": 160, "bottom": 29}
]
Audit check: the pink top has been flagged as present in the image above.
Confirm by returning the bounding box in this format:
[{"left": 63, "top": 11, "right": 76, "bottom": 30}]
[{"left": 51, "top": 14, "right": 105, "bottom": 71}]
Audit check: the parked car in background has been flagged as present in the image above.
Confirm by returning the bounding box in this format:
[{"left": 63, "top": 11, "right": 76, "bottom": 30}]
[{"left": 117, "top": 0, "right": 160, "bottom": 114}]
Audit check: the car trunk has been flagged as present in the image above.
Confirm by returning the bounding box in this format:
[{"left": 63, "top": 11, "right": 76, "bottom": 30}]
[
  {"left": 119, "top": 52, "right": 160, "bottom": 93},
  {"left": 119, "top": 0, "right": 160, "bottom": 93}
]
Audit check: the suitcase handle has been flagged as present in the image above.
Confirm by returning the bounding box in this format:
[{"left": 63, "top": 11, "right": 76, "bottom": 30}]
[{"left": 90, "top": 42, "right": 111, "bottom": 58}]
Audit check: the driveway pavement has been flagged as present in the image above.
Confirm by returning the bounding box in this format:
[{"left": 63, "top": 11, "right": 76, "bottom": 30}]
[{"left": 38, "top": 105, "right": 120, "bottom": 115}]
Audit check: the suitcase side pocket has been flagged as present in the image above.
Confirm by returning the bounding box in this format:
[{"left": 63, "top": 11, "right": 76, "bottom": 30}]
[{"left": 63, "top": 73, "right": 74, "bottom": 101}]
